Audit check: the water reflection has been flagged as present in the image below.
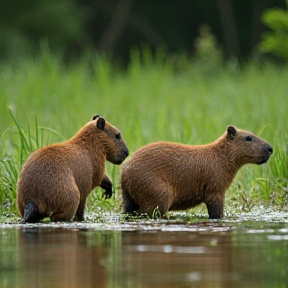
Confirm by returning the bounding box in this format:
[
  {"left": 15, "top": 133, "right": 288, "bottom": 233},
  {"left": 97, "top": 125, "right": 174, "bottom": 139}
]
[
  {"left": 18, "top": 228, "right": 107, "bottom": 288},
  {"left": 0, "top": 221, "right": 288, "bottom": 288}
]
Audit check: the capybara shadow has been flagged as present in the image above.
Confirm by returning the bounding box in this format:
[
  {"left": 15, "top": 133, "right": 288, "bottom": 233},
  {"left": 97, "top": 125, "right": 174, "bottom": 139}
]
[
  {"left": 121, "top": 125, "right": 273, "bottom": 219},
  {"left": 17, "top": 115, "right": 129, "bottom": 223}
]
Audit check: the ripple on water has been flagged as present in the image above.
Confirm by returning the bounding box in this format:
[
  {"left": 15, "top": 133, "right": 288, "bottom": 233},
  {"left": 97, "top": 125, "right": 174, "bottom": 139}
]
[
  {"left": 267, "top": 235, "right": 288, "bottom": 241},
  {"left": 128, "top": 244, "right": 207, "bottom": 254}
]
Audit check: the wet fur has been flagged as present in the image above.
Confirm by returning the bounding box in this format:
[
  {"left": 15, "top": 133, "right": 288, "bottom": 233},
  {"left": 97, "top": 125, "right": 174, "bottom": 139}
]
[
  {"left": 17, "top": 115, "right": 129, "bottom": 223},
  {"left": 121, "top": 126, "right": 273, "bottom": 219}
]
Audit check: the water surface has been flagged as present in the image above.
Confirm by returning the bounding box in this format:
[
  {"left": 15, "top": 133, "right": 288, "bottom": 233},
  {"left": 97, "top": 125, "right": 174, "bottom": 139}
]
[{"left": 1, "top": 216, "right": 288, "bottom": 288}]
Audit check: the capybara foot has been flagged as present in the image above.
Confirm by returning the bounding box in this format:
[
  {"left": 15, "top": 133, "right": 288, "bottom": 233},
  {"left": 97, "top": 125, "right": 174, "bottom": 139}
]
[
  {"left": 100, "top": 175, "right": 113, "bottom": 199},
  {"left": 206, "top": 202, "right": 224, "bottom": 219},
  {"left": 102, "top": 186, "right": 113, "bottom": 199},
  {"left": 75, "top": 210, "right": 85, "bottom": 221}
]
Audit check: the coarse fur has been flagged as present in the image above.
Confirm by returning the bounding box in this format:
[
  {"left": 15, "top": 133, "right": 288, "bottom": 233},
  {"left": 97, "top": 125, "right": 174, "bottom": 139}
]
[
  {"left": 17, "top": 115, "right": 129, "bottom": 223},
  {"left": 121, "top": 126, "right": 273, "bottom": 219}
]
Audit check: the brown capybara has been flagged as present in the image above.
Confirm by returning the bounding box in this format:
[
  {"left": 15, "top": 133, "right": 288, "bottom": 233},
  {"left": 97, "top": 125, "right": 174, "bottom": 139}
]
[
  {"left": 17, "top": 115, "right": 129, "bottom": 223},
  {"left": 121, "top": 125, "right": 273, "bottom": 219}
]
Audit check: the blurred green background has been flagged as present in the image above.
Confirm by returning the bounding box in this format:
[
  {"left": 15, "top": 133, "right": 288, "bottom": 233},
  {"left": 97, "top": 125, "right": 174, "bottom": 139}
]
[{"left": 0, "top": 0, "right": 287, "bottom": 62}]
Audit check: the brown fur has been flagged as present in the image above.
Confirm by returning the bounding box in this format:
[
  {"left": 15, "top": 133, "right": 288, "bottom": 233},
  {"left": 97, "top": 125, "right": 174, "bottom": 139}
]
[
  {"left": 121, "top": 126, "right": 273, "bottom": 219},
  {"left": 17, "top": 115, "right": 129, "bottom": 223}
]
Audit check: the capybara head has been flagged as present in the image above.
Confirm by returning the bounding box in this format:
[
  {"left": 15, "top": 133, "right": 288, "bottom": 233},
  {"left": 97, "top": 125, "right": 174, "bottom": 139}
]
[
  {"left": 92, "top": 115, "right": 129, "bottom": 164},
  {"left": 226, "top": 125, "right": 273, "bottom": 166}
]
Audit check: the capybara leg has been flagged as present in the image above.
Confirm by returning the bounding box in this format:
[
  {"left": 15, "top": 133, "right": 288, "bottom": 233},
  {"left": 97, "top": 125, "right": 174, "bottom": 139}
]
[
  {"left": 205, "top": 201, "right": 224, "bottom": 219},
  {"left": 137, "top": 186, "right": 171, "bottom": 217},
  {"left": 50, "top": 205, "right": 77, "bottom": 222},
  {"left": 139, "top": 198, "right": 170, "bottom": 218},
  {"left": 75, "top": 211, "right": 84, "bottom": 221},
  {"left": 122, "top": 189, "right": 139, "bottom": 213},
  {"left": 75, "top": 198, "right": 87, "bottom": 221},
  {"left": 50, "top": 210, "right": 75, "bottom": 222},
  {"left": 50, "top": 187, "right": 80, "bottom": 222},
  {"left": 100, "top": 174, "right": 113, "bottom": 199},
  {"left": 139, "top": 204, "right": 168, "bottom": 218},
  {"left": 23, "top": 199, "right": 46, "bottom": 223}
]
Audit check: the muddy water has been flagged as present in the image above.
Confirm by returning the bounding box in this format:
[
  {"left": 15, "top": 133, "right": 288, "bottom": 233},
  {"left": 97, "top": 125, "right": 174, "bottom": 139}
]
[{"left": 1, "top": 218, "right": 288, "bottom": 288}]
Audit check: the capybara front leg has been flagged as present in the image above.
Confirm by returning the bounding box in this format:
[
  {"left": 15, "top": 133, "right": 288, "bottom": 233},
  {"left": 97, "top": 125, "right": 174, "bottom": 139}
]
[
  {"left": 100, "top": 174, "right": 113, "bottom": 199},
  {"left": 205, "top": 201, "right": 224, "bottom": 219}
]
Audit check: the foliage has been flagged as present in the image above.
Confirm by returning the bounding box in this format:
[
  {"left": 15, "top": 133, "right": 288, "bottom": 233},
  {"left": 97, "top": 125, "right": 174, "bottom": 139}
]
[
  {"left": 0, "top": 0, "right": 83, "bottom": 59},
  {"left": 193, "top": 24, "right": 224, "bottom": 73},
  {"left": 258, "top": 4, "right": 288, "bottom": 61},
  {"left": 0, "top": 0, "right": 286, "bottom": 61},
  {"left": 0, "top": 110, "right": 66, "bottom": 216},
  {"left": 0, "top": 51, "right": 287, "bottom": 221}
]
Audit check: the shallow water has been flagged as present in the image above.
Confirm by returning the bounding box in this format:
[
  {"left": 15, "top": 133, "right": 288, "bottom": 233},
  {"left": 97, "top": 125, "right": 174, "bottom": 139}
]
[{"left": 1, "top": 215, "right": 288, "bottom": 288}]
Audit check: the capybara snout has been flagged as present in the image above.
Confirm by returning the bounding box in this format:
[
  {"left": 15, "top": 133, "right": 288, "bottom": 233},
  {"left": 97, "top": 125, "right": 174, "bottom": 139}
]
[
  {"left": 264, "top": 144, "right": 273, "bottom": 157},
  {"left": 259, "top": 144, "right": 273, "bottom": 164},
  {"left": 116, "top": 149, "right": 129, "bottom": 164}
]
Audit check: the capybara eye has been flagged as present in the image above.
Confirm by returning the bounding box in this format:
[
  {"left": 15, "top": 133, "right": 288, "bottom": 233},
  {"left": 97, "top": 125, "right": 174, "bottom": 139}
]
[
  {"left": 246, "top": 136, "right": 252, "bottom": 141},
  {"left": 115, "top": 133, "right": 121, "bottom": 140}
]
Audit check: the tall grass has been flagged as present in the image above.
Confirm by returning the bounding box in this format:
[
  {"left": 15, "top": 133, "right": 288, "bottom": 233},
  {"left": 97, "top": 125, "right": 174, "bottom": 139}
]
[
  {"left": 0, "top": 110, "right": 65, "bottom": 215},
  {"left": 0, "top": 50, "right": 287, "bottom": 219}
]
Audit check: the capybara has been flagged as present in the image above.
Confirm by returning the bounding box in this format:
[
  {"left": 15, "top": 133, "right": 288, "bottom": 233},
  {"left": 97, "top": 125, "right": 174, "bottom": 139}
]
[
  {"left": 121, "top": 126, "right": 273, "bottom": 219},
  {"left": 17, "top": 115, "right": 129, "bottom": 223}
]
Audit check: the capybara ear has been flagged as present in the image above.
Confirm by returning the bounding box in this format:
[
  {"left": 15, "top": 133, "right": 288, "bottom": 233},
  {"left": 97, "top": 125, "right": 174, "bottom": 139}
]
[
  {"left": 227, "top": 125, "right": 237, "bottom": 140},
  {"left": 92, "top": 114, "right": 100, "bottom": 121},
  {"left": 96, "top": 117, "right": 106, "bottom": 130}
]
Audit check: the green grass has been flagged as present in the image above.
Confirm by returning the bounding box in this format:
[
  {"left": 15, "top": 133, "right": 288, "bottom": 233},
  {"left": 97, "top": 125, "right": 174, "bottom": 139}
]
[{"left": 0, "top": 50, "right": 287, "bottom": 222}]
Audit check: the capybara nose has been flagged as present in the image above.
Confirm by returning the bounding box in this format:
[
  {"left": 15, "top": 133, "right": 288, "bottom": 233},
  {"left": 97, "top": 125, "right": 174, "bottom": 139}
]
[
  {"left": 266, "top": 145, "right": 273, "bottom": 155},
  {"left": 125, "top": 149, "right": 129, "bottom": 157}
]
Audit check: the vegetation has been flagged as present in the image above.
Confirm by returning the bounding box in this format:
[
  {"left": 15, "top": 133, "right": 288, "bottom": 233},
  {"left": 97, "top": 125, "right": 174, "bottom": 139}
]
[
  {"left": 0, "top": 48, "right": 287, "bottom": 223},
  {"left": 258, "top": 3, "right": 288, "bottom": 61},
  {"left": 0, "top": 0, "right": 286, "bottom": 62}
]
